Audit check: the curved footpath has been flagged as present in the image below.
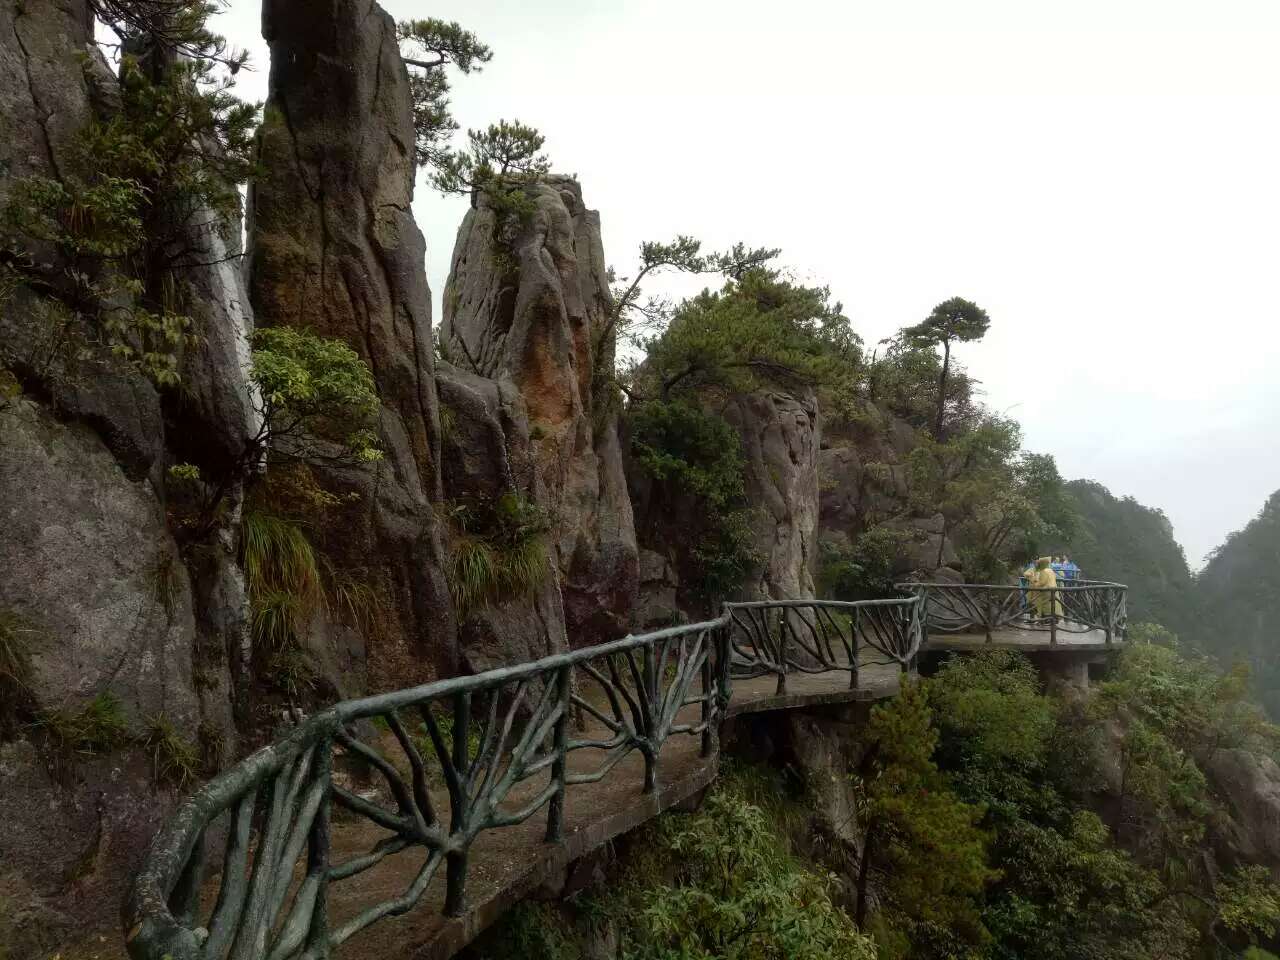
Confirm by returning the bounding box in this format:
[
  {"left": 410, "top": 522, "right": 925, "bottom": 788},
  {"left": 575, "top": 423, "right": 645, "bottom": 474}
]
[{"left": 115, "top": 585, "right": 1125, "bottom": 960}]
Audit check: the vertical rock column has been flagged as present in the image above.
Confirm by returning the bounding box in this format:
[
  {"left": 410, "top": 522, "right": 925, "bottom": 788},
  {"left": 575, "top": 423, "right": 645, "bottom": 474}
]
[
  {"left": 249, "top": 0, "right": 456, "bottom": 683},
  {"left": 722, "top": 390, "right": 821, "bottom": 601},
  {"left": 442, "top": 177, "right": 639, "bottom": 648}
]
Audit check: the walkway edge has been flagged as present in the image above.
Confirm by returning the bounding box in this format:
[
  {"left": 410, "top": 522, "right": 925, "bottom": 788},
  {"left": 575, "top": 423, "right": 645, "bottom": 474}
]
[{"left": 413, "top": 758, "right": 719, "bottom": 960}]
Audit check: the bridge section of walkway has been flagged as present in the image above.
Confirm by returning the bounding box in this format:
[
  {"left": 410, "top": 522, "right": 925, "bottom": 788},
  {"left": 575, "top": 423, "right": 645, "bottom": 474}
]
[{"left": 123, "top": 582, "right": 1126, "bottom": 960}]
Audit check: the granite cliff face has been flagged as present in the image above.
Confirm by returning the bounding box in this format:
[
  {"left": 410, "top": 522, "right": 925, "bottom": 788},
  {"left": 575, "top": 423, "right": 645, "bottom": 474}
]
[
  {"left": 723, "top": 390, "right": 821, "bottom": 602},
  {"left": 249, "top": 0, "right": 456, "bottom": 684},
  {"left": 0, "top": 0, "right": 249, "bottom": 946},
  {"left": 441, "top": 178, "right": 638, "bottom": 652},
  {"left": 817, "top": 415, "right": 960, "bottom": 585}
]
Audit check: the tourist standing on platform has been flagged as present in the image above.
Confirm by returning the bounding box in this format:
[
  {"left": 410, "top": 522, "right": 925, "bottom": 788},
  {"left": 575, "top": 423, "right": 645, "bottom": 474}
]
[{"left": 1031, "top": 557, "right": 1064, "bottom": 618}]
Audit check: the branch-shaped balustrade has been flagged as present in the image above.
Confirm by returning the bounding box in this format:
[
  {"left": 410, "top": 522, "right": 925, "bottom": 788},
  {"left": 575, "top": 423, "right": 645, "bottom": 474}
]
[
  {"left": 726, "top": 598, "right": 923, "bottom": 694},
  {"left": 898, "top": 579, "right": 1128, "bottom": 645},
  {"left": 123, "top": 597, "right": 923, "bottom": 960}
]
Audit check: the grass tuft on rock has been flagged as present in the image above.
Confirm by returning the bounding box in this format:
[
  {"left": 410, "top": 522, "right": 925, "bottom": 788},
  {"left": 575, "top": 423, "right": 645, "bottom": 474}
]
[
  {"left": 445, "top": 492, "right": 551, "bottom": 619},
  {"left": 143, "top": 715, "right": 199, "bottom": 789}
]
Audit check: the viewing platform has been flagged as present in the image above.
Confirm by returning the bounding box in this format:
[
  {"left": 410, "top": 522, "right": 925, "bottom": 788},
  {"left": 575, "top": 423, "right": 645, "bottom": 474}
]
[{"left": 122, "top": 583, "right": 1126, "bottom": 960}]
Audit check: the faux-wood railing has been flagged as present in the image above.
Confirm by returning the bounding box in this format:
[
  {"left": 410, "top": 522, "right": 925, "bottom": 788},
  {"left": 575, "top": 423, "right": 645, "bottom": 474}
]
[
  {"left": 898, "top": 579, "right": 1128, "bottom": 645},
  {"left": 123, "top": 596, "right": 923, "bottom": 960}
]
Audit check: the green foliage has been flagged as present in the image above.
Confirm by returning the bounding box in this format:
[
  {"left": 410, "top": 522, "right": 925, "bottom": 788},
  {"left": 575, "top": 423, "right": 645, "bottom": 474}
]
[
  {"left": 628, "top": 399, "right": 760, "bottom": 601},
  {"left": 167, "top": 462, "right": 201, "bottom": 484},
  {"left": 865, "top": 338, "right": 975, "bottom": 431},
  {"left": 901, "top": 297, "right": 992, "bottom": 352},
  {"left": 629, "top": 791, "right": 874, "bottom": 959},
  {"left": 477, "top": 902, "right": 581, "bottom": 959},
  {"left": 411, "top": 711, "right": 483, "bottom": 785},
  {"left": 630, "top": 268, "right": 858, "bottom": 402},
  {"left": 249, "top": 326, "right": 383, "bottom": 464},
  {"left": 818, "top": 525, "right": 910, "bottom": 599},
  {"left": 630, "top": 399, "right": 745, "bottom": 510},
  {"left": 597, "top": 237, "right": 779, "bottom": 383},
  {"left": 241, "top": 510, "right": 325, "bottom": 700},
  {"left": 432, "top": 119, "right": 550, "bottom": 194},
  {"left": 1, "top": 30, "right": 258, "bottom": 386},
  {"left": 396, "top": 18, "right": 493, "bottom": 170},
  {"left": 1092, "top": 646, "right": 1280, "bottom": 884},
  {"left": 444, "top": 493, "right": 552, "bottom": 618},
  {"left": 1217, "top": 865, "right": 1280, "bottom": 943},
  {"left": 900, "top": 296, "right": 991, "bottom": 439},
  {"left": 431, "top": 119, "right": 552, "bottom": 267},
  {"left": 265, "top": 644, "right": 317, "bottom": 702},
  {"left": 142, "top": 714, "right": 199, "bottom": 789},
  {"left": 855, "top": 681, "right": 995, "bottom": 957},
  {"left": 916, "top": 647, "right": 1280, "bottom": 960},
  {"left": 242, "top": 512, "right": 323, "bottom": 614},
  {"left": 601, "top": 768, "right": 876, "bottom": 960},
  {"left": 89, "top": 0, "right": 250, "bottom": 67},
  {"left": 1127, "top": 620, "right": 1179, "bottom": 646}
]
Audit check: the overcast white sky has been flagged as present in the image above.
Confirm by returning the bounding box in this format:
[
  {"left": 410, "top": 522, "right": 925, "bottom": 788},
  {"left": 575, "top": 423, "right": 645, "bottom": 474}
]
[{"left": 217, "top": 0, "right": 1280, "bottom": 568}]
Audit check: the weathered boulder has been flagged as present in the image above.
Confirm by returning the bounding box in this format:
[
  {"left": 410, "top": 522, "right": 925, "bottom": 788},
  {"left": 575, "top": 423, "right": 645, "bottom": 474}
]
[
  {"left": 886, "top": 513, "right": 959, "bottom": 574},
  {"left": 0, "top": 399, "right": 200, "bottom": 726},
  {"left": 721, "top": 390, "right": 820, "bottom": 601},
  {"left": 0, "top": 740, "right": 183, "bottom": 952},
  {"left": 442, "top": 177, "right": 638, "bottom": 645},
  {"left": 250, "top": 0, "right": 456, "bottom": 683}
]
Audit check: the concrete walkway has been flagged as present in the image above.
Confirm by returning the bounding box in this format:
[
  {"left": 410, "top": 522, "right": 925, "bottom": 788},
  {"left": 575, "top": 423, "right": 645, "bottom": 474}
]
[{"left": 318, "top": 661, "right": 903, "bottom": 960}]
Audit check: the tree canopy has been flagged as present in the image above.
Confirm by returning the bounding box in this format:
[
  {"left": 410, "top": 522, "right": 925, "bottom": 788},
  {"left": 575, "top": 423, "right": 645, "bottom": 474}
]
[{"left": 900, "top": 297, "right": 991, "bottom": 439}]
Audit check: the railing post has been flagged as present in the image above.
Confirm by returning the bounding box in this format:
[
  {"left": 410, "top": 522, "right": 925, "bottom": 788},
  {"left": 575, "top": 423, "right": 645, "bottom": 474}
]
[
  {"left": 700, "top": 636, "right": 716, "bottom": 757},
  {"left": 850, "top": 608, "right": 861, "bottom": 690},
  {"left": 1105, "top": 588, "right": 1114, "bottom": 646},
  {"left": 716, "top": 618, "right": 733, "bottom": 714},
  {"left": 445, "top": 692, "right": 471, "bottom": 917},
  {"left": 545, "top": 665, "right": 571, "bottom": 842},
  {"left": 642, "top": 643, "right": 658, "bottom": 793},
  {"left": 775, "top": 608, "right": 788, "bottom": 696},
  {"left": 1049, "top": 590, "right": 1058, "bottom": 646},
  {"left": 918, "top": 586, "right": 931, "bottom": 650},
  {"left": 643, "top": 643, "right": 657, "bottom": 704},
  {"left": 985, "top": 594, "right": 994, "bottom": 644},
  {"left": 304, "top": 738, "right": 333, "bottom": 958}
]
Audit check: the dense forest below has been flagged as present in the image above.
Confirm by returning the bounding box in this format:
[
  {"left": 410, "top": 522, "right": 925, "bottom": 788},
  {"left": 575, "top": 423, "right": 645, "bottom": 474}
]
[{"left": 469, "top": 645, "right": 1280, "bottom": 960}]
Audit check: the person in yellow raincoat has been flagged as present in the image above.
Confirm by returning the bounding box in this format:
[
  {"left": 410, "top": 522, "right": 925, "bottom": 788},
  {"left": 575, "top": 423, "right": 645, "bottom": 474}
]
[{"left": 1029, "top": 557, "right": 1064, "bottom": 619}]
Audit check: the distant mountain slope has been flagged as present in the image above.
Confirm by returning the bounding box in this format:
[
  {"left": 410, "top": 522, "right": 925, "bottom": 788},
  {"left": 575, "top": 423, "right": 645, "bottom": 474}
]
[
  {"left": 1061, "top": 479, "right": 1197, "bottom": 635},
  {"left": 1193, "top": 490, "right": 1280, "bottom": 715}
]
